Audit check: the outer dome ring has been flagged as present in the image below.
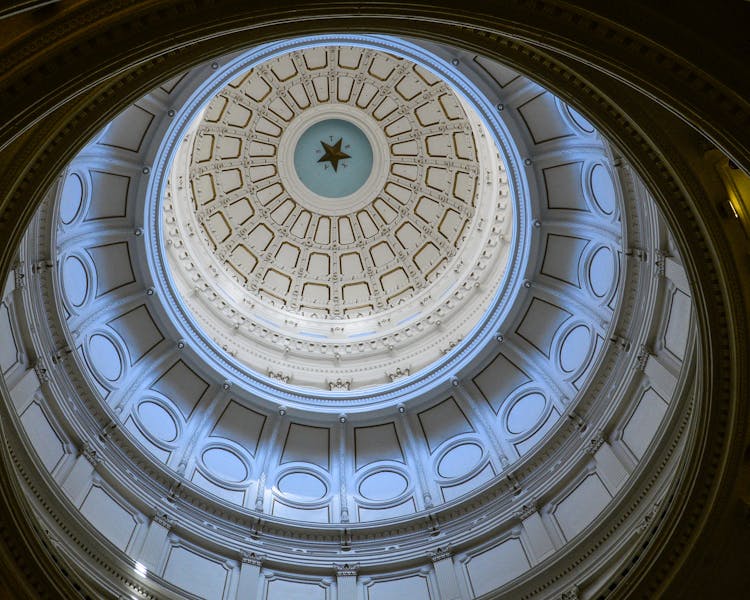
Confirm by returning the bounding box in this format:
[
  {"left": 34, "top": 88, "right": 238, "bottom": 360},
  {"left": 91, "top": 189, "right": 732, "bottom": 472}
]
[{"left": 145, "top": 34, "right": 532, "bottom": 411}]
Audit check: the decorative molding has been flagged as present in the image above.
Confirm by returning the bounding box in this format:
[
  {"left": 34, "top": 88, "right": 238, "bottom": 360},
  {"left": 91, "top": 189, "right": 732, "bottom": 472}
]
[
  {"left": 506, "top": 472, "right": 522, "bottom": 495},
  {"left": 609, "top": 334, "right": 631, "bottom": 352},
  {"left": 31, "top": 259, "right": 53, "bottom": 273},
  {"left": 334, "top": 562, "right": 359, "bottom": 576},
  {"left": 567, "top": 411, "right": 587, "bottom": 431},
  {"left": 626, "top": 247, "right": 647, "bottom": 261},
  {"left": 513, "top": 499, "right": 538, "bottom": 520},
  {"left": 152, "top": 511, "right": 175, "bottom": 530},
  {"left": 328, "top": 378, "right": 351, "bottom": 391},
  {"left": 636, "top": 344, "right": 651, "bottom": 372},
  {"left": 13, "top": 263, "right": 25, "bottom": 290},
  {"left": 585, "top": 432, "right": 606, "bottom": 455},
  {"left": 636, "top": 501, "right": 662, "bottom": 535},
  {"left": 654, "top": 250, "right": 667, "bottom": 278},
  {"left": 387, "top": 367, "right": 410, "bottom": 382},
  {"left": 340, "top": 529, "right": 352, "bottom": 552},
  {"left": 267, "top": 370, "right": 290, "bottom": 384},
  {"left": 241, "top": 550, "right": 264, "bottom": 567},
  {"left": 429, "top": 546, "right": 452, "bottom": 562},
  {"left": 32, "top": 361, "right": 49, "bottom": 383},
  {"left": 81, "top": 442, "right": 101, "bottom": 466}
]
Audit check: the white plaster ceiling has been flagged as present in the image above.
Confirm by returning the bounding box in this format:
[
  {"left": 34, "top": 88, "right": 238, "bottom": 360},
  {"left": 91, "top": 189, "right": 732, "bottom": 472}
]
[
  {"left": 46, "top": 35, "right": 630, "bottom": 525},
  {"left": 0, "top": 33, "right": 697, "bottom": 600},
  {"left": 164, "top": 45, "right": 510, "bottom": 390}
]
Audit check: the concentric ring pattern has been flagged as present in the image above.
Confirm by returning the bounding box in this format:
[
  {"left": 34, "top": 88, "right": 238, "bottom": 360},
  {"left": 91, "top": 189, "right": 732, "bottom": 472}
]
[
  {"left": 164, "top": 45, "right": 510, "bottom": 390},
  {"left": 0, "top": 34, "right": 696, "bottom": 600}
]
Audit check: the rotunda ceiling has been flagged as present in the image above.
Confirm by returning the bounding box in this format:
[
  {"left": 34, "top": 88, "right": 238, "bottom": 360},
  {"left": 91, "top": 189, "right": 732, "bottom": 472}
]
[
  {"left": 0, "top": 32, "right": 698, "bottom": 600},
  {"left": 36, "top": 33, "right": 643, "bottom": 526},
  {"left": 163, "top": 45, "right": 511, "bottom": 391}
]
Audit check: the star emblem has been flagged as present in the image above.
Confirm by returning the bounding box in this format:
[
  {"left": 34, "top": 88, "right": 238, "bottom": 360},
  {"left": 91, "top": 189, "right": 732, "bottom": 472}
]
[{"left": 317, "top": 137, "right": 350, "bottom": 172}]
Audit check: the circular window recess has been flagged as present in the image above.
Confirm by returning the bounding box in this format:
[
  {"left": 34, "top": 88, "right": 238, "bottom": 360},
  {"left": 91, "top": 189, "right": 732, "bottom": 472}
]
[
  {"left": 59, "top": 172, "right": 84, "bottom": 224},
  {"left": 588, "top": 246, "right": 616, "bottom": 298},
  {"left": 277, "top": 471, "right": 328, "bottom": 502},
  {"left": 358, "top": 470, "right": 409, "bottom": 502},
  {"left": 437, "top": 442, "right": 484, "bottom": 479},
  {"left": 559, "top": 325, "right": 593, "bottom": 374},
  {"left": 62, "top": 255, "right": 89, "bottom": 308},
  {"left": 506, "top": 392, "right": 547, "bottom": 435},
  {"left": 136, "top": 401, "right": 179, "bottom": 444},
  {"left": 201, "top": 446, "right": 249, "bottom": 483},
  {"left": 589, "top": 164, "right": 617, "bottom": 215},
  {"left": 88, "top": 334, "right": 123, "bottom": 382}
]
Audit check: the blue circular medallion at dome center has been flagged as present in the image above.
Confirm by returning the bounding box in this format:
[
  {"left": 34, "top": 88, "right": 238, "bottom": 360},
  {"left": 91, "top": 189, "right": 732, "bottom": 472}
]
[{"left": 294, "top": 119, "right": 373, "bottom": 198}]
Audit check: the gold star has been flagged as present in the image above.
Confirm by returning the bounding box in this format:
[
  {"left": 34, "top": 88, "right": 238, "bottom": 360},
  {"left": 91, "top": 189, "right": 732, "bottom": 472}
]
[{"left": 317, "top": 138, "right": 350, "bottom": 172}]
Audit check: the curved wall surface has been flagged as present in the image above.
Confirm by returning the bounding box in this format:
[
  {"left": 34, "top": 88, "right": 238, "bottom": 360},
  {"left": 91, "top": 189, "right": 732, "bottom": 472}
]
[{"left": 2, "top": 5, "right": 743, "bottom": 599}]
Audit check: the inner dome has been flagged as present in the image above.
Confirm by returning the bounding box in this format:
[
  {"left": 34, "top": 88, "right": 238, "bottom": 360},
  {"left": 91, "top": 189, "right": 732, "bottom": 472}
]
[{"left": 162, "top": 43, "right": 513, "bottom": 391}]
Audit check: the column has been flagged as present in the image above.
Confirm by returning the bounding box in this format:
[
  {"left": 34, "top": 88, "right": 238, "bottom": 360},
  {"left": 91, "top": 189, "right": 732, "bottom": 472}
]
[
  {"left": 516, "top": 502, "right": 556, "bottom": 563},
  {"left": 430, "top": 548, "right": 461, "bottom": 600},
  {"left": 61, "top": 444, "right": 98, "bottom": 506},
  {"left": 335, "top": 563, "right": 358, "bottom": 600},
  {"left": 588, "top": 433, "right": 629, "bottom": 495},
  {"left": 137, "top": 513, "right": 173, "bottom": 573},
  {"left": 644, "top": 354, "right": 677, "bottom": 400},
  {"left": 236, "top": 551, "right": 263, "bottom": 600}
]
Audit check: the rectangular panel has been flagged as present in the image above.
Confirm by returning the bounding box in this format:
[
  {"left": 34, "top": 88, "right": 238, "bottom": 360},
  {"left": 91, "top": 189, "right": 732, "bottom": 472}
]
[
  {"left": 472, "top": 56, "right": 520, "bottom": 87},
  {"left": 418, "top": 398, "right": 473, "bottom": 452},
  {"left": 86, "top": 242, "right": 135, "bottom": 297},
  {"left": 553, "top": 474, "right": 611, "bottom": 541},
  {"left": 10, "top": 367, "right": 40, "bottom": 413},
  {"left": 20, "top": 402, "right": 64, "bottom": 472},
  {"left": 367, "top": 574, "right": 431, "bottom": 600},
  {"left": 266, "top": 577, "right": 329, "bottom": 600},
  {"left": 540, "top": 234, "right": 590, "bottom": 287},
  {"left": 211, "top": 400, "right": 266, "bottom": 456},
  {"left": 355, "top": 423, "right": 404, "bottom": 469},
  {"left": 516, "top": 297, "right": 572, "bottom": 357},
  {"left": 622, "top": 387, "right": 668, "bottom": 459},
  {"left": 517, "top": 92, "right": 573, "bottom": 144},
  {"left": 281, "top": 423, "right": 330, "bottom": 469},
  {"left": 87, "top": 170, "right": 129, "bottom": 220},
  {"left": 0, "top": 302, "right": 19, "bottom": 373},
  {"left": 664, "top": 288, "right": 692, "bottom": 360},
  {"left": 473, "top": 353, "right": 530, "bottom": 413},
  {"left": 97, "top": 104, "right": 155, "bottom": 152},
  {"left": 163, "top": 546, "right": 229, "bottom": 600},
  {"left": 465, "top": 538, "right": 530, "bottom": 597},
  {"left": 107, "top": 305, "right": 164, "bottom": 364},
  {"left": 80, "top": 485, "right": 137, "bottom": 551},
  {"left": 542, "top": 161, "right": 587, "bottom": 211},
  {"left": 151, "top": 361, "right": 209, "bottom": 419}
]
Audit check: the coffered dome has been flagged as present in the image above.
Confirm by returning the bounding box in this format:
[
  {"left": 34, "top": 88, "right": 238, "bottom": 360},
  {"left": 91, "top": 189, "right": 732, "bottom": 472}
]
[{"left": 164, "top": 44, "right": 511, "bottom": 390}]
